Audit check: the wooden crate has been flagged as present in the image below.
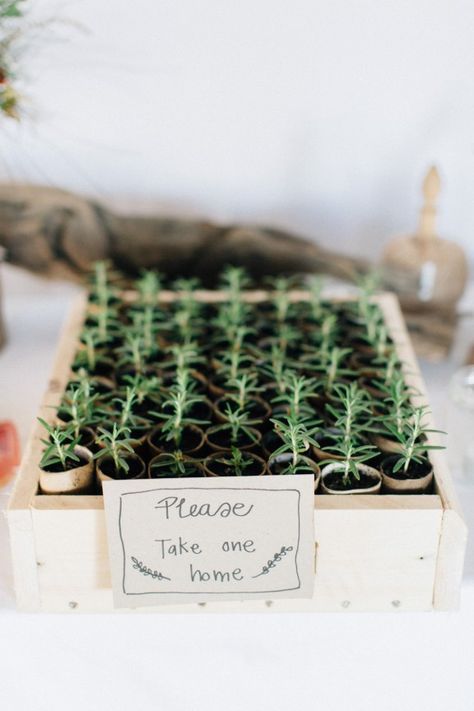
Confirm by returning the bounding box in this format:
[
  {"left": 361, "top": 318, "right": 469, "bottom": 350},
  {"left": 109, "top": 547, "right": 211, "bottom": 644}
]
[{"left": 7, "top": 291, "right": 467, "bottom": 612}]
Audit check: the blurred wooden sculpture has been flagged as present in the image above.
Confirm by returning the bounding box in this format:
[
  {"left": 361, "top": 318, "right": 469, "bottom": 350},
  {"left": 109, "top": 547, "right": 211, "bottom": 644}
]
[{"left": 382, "top": 166, "right": 469, "bottom": 360}]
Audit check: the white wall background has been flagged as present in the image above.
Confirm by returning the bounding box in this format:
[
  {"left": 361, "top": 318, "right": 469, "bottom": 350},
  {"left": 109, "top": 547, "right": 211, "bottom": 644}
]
[{"left": 2, "top": 0, "right": 474, "bottom": 262}]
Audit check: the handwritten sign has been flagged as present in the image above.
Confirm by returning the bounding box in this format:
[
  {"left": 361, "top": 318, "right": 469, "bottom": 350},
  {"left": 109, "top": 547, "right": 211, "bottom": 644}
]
[{"left": 103, "top": 475, "right": 315, "bottom": 607}]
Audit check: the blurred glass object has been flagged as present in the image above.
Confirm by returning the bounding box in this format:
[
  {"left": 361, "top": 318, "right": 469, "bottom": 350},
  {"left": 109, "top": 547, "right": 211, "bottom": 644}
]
[{"left": 448, "top": 366, "right": 474, "bottom": 482}]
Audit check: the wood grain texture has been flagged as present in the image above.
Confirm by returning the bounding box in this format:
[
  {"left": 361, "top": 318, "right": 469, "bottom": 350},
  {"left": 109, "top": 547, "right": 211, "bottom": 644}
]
[
  {"left": 7, "top": 509, "right": 41, "bottom": 612},
  {"left": 433, "top": 509, "right": 468, "bottom": 610},
  {"left": 29, "top": 504, "right": 442, "bottom": 613}
]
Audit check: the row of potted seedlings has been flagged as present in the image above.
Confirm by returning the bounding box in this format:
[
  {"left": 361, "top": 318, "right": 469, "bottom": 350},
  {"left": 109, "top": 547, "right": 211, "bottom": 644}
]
[{"left": 37, "top": 263, "right": 444, "bottom": 496}]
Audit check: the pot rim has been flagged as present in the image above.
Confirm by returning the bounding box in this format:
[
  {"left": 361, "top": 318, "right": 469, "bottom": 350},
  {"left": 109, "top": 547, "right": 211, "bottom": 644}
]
[
  {"left": 205, "top": 424, "right": 262, "bottom": 452},
  {"left": 97, "top": 452, "right": 146, "bottom": 482},
  {"left": 320, "top": 461, "right": 382, "bottom": 494},
  {"left": 381, "top": 454, "right": 433, "bottom": 481},
  {"left": 147, "top": 422, "right": 205, "bottom": 455}
]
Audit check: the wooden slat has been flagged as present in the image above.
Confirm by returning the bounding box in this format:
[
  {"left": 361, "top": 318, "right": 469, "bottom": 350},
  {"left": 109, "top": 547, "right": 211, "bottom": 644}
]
[
  {"left": 433, "top": 509, "right": 468, "bottom": 610},
  {"left": 6, "top": 509, "right": 41, "bottom": 611},
  {"left": 8, "top": 292, "right": 88, "bottom": 511},
  {"left": 30, "top": 503, "right": 442, "bottom": 613}
]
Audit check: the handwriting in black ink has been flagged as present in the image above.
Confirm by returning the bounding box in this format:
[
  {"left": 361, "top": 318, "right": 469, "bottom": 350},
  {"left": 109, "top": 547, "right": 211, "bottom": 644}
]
[
  {"left": 251, "top": 546, "right": 294, "bottom": 578},
  {"left": 131, "top": 556, "right": 171, "bottom": 581}
]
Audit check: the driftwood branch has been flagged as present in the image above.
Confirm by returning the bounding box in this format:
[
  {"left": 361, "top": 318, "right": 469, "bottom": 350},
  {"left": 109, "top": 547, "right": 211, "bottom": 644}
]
[
  {"left": 4, "top": 183, "right": 450, "bottom": 354},
  {"left": 0, "top": 183, "right": 411, "bottom": 288}
]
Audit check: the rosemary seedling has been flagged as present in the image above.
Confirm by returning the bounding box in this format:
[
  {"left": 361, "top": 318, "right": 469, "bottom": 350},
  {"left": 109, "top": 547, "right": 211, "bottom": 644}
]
[
  {"left": 213, "top": 406, "right": 260, "bottom": 447},
  {"left": 270, "top": 415, "right": 319, "bottom": 475},
  {"left": 94, "top": 424, "right": 135, "bottom": 475},
  {"left": 214, "top": 447, "right": 255, "bottom": 476},
  {"left": 39, "top": 419, "right": 81, "bottom": 471},
  {"left": 135, "top": 270, "right": 163, "bottom": 307},
  {"left": 271, "top": 373, "right": 319, "bottom": 421},
  {"left": 381, "top": 406, "right": 444, "bottom": 475},
  {"left": 59, "top": 382, "right": 100, "bottom": 438},
  {"left": 225, "top": 373, "right": 263, "bottom": 411}
]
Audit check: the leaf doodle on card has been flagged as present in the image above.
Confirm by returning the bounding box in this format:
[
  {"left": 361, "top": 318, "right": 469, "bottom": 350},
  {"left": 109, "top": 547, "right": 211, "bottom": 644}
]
[
  {"left": 131, "top": 556, "right": 171, "bottom": 581},
  {"left": 251, "top": 546, "right": 294, "bottom": 578}
]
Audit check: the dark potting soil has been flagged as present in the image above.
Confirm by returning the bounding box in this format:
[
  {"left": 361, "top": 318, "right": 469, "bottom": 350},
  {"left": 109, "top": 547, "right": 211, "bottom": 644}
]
[
  {"left": 315, "top": 431, "right": 367, "bottom": 456},
  {"left": 207, "top": 428, "right": 258, "bottom": 451},
  {"left": 133, "top": 398, "right": 161, "bottom": 418},
  {"left": 161, "top": 370, "right": 208, "bottom": 393},
  {"left": 188, "top": 400, "right": 213, "bottom": 421},
  {"left": 100, "top": 456, "right": 144, "bottom": 480},
  {"left": 56, "top": 407, "right": 73, "bottom": 423},
  {"left": 206, "top": 457, "right": 264, "bottom": 477},
  {"left": 365, "top": 453, "right": 384, "bottom": 470},
  {"left": 382, "top": 455, "right": 431, "bottom": 480},
  {"left": 261, "top": 429, "right": 282, "bottom": 455},
  {"left": 78, "top": 428, "right": 96, "bottom": 450},
  {"left": 42, "top": 457, "right": 88, "bottom": 474},
  {"left": 87, "top": 360, "right": 116, "bottom": 379},
  {"left": 217, "top": 397, "right": 268, "bottom": 421},
  {"left": 149, "top": 463, "right": 203, "bottom": 479},
  {"left": 351, "top": 354, "right": 385, "bottom": 374},
  {"left": 153, "top": 427, "right": 203, "bottom": 454},
  {"left": 128, "top": 424, "right": 150, "bottom": 440},
  {"left": 316, "top": 433, "right": 342, "bottom": 452},
  {"left": 269, "top": 461, "right": 316, "bottom": 477},
  {"left": 323, "top": 470, "right": 378, "bottom": 491},
  {"left": 358, "top": 377, "right": 385, "bottom": 397},
  {"left": 161, "top": 400, "right": 212, "bottom": 423},
  {"left": 68, "top": 378, "right": 113, "bottom": 397}
]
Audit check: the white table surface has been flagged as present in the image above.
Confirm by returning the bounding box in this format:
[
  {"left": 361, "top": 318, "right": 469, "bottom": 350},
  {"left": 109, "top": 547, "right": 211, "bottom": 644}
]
[{"left": 1, "top": 264, "right": 473, "bottom": 711}]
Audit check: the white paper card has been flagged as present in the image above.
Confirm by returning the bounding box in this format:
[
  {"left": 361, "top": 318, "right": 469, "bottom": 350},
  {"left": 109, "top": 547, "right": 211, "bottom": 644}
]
[{"left": 103, "top": 475, "right": 315, "bottom": 608}]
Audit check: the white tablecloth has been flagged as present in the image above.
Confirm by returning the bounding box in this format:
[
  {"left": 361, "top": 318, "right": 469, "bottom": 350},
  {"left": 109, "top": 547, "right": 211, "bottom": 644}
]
[{"left": 1, "top": 265, "right": 472, "bottom": 711}]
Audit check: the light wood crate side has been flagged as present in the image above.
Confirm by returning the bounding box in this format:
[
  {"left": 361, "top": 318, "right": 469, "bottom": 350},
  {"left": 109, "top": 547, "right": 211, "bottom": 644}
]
[
  {"left": 29, "top": 497, "right": 442, "bottom": 613},
  {"left": 7, "top": 508, "right": 41, "bottom": 611},
  {"left": 8, "top": 293, "right": 88, "bottom": 511},
  {"left": 433, "top": 508, "right": 468, "bottom": 610}
]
